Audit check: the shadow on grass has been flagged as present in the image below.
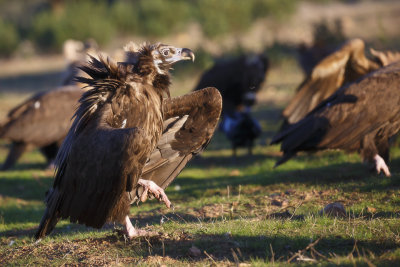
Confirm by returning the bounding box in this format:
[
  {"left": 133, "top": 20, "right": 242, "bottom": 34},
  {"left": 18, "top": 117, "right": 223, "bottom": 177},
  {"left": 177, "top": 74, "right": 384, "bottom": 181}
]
[
  {"left": 4, "top": 230, "right": 398, "bottom": 265},
  {"left": 1, "top": 162, "right": 49, "bottom": 171},
  {"left": 170, "top": 160, "right": 399, "bottom": 201},
  {"left": 0, "top": 174, "right": 52, "bottom": 201}
]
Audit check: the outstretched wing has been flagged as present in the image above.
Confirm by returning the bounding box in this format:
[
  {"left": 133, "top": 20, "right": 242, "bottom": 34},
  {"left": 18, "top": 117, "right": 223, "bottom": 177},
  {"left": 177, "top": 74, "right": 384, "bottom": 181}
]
[
  {"left": 0, "top": 86, "right": 82, "bottom": 146},
  {"left": 140, "top": 87, "right": 222, "bottom": 189},
  {"left": 282, "top": 39, "right": 379, "bottom": 126}
]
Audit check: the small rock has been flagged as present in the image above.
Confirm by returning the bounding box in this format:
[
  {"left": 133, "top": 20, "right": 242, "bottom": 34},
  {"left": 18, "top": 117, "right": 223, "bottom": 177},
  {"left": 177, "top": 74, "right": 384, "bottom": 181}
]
[
  {"left": 271, "top": 199, "right": 282, "bottom": 206},
  {"left": 188, "top": 245, "right": 202, "bottom": 257},
  {"left": 269, "top": 192, "right": 281, "bottom": 198},
  {"left": 174, "top": 185, "right": 181, "bottom": 191},
  {"left": 320, "top": 202, "right": 346, "bottom": 217},
  {"left": 229, "top": 169, "right": 241, "bottom": 176},
  {"left": 271, "top": 199, "right": 288, "bottom": 207},
  {"left": 224, "top": 232, "right": 232, "bottom": 238},
  {"left": 367, "top": 206, "right": 377, "bottom": 213},
  {"left": 285, "top": 189, "right": 296, "bottom": 195}
]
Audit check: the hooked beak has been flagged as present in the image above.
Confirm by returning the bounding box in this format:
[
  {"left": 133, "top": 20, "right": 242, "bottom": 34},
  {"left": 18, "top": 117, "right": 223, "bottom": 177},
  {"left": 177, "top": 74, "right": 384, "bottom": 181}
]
[{"left": 181, "top": 48, "right": 195, "bottom": 62}]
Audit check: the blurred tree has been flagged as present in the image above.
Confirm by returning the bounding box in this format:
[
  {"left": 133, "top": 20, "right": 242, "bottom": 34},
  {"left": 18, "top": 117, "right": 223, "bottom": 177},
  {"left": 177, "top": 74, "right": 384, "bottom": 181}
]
[
  {"left": 0, "top": 18, "right": 19, "bottom": 57},
  {"left": 31, "top": 0, "right": 114, "bottom": 52}
]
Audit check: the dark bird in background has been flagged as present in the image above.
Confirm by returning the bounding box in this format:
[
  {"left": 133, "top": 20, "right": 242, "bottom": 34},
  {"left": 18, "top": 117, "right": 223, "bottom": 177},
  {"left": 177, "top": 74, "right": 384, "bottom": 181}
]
[
  {"left": 0, "top": 87, "right": 82, "bottom": 170},
  {"left": 193, "top": 53, "right": 269, "bottom": 155},
  {"left": 35, "top": 42, "right": 222, "bottom": 240},
  {"left": 220, "top": 110, "right": 262, "bottom": 156},
  {"left": 0, "top": 40, "right": 98, "bottom": 171},
  {"left": 271, "top": 61, "right": 400, "bottom": 176},
  {"left": 281, "top": 38, "right": 399, "bottom": 128}
]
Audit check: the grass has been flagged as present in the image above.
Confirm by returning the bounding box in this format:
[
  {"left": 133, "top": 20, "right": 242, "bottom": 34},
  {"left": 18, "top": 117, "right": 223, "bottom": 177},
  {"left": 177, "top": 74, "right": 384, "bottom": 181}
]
[{"left": 1, "top": 64, "right": 400, "bottom": 266}]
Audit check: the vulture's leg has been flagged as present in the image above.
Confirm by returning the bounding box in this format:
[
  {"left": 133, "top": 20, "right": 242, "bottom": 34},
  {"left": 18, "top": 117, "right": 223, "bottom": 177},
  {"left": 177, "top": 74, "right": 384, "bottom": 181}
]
[
  {"left": 39, "top": 143, "right": 59, "bottom": 169},
  {"left": 247, "top": 140, "right": 253, "bottom": 155},
  {"left": 232, "top": 145, "right": 237, "bottom": 157},
  {"left": 137, "top": 179, "right": 171, "bottom": 208},
  {"left": 1, "top": 142, "right": 27, "bottom": 170},
  {"left": 374, "top": 154, "right": 391, "bottom": 177},
  {"left": 362, "top": 135, "right": 391, "bottom": 177},
  {"left": 123, "top": 215, "right": 157, "bottom": 238}
]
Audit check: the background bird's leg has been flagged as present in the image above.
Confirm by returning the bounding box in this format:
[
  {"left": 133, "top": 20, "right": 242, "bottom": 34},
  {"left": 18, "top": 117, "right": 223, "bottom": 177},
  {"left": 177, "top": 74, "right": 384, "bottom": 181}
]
[
  {"left": 374, "top": 154, "right": 391, "bottom": 177},
  {"left": 247, "top": 140, "right": 253, "bottom": 155},
  {"left": 1, "top": 142, "right": 28, "bottom": 170},
  {"left": 137, "top": 179, "right": 171, "bottom": 208},
  {"left": 362, "top": 135, "right": 391, "bottom": 176},
  {"left": 39, "top": 142, "right": 60, "bottom": 169}
]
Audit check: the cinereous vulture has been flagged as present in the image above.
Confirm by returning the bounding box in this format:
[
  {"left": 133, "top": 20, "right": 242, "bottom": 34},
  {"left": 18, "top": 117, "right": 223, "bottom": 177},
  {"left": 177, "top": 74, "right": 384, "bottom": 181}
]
[
  {"left": 0, "top": 39, "right": 98, "bottom": 170},
  {"left": 282, "top": 38, "right": 400, "bottom": 128},
  {"left": 193, "top": 53, "right": 269, "bottom": 155},
  {"left": 271, "top": 61, "right": 400, "bottom": 176},
  {"left": 35, "top": 43, "right": 222, "bottom": 240},
  {"left": 0, "top": 86, "right": 82, "bottom": 170}
]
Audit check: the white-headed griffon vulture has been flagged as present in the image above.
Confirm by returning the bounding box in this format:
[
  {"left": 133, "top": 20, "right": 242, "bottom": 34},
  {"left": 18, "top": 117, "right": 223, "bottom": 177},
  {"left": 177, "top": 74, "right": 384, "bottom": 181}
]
[
  {"left": 281, "top": 38, "right": 400, "bottom": 128},
  {"left": 193, "top": 53, "right": 269, "bottom": 155},
  {"left": 271, "top": 61, "right": 400, "bottom": 176},
  {"left": 35, "top": 43, "right": 222, "bottom": 240}
]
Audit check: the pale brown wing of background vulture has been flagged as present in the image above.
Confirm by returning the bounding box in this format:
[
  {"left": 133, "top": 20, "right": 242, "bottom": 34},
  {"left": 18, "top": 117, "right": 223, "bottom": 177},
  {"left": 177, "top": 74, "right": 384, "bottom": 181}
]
[
  {"left": 271, "top": 61, "right": 400, "bottom": 173},
  {"left": 140, "top": 87, "right": 222, "bottom": 190},
  {"left": 282, "top": 38, "right": 380, "bottom": 126},
  {"left": 0, "top": 86, "right": 82, "bottom": 170}
]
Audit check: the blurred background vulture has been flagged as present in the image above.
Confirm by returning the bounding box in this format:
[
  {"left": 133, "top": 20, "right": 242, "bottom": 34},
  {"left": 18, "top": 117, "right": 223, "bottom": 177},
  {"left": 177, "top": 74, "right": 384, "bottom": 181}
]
[
  {"left": 271, "top": 61, "right": 400, "bottom": 176},
  {"left": 193, "top": 53, "right": 268, "bottom": 155},
  {"left": 0, "top": 40, "right": 97, "bottom": 170},
  {"left": 35, "top": 43, "right": 222, "bottom": 240},
  {"left": 281, "top": 38, "right": 400, "bottom": 129}
]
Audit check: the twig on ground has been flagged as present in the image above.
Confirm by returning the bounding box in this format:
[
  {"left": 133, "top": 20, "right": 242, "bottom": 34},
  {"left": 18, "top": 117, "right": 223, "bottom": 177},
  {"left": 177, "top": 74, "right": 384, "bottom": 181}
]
[
  {"left": 287, "top": 238, "right": 321, "bottom": 263},
  {"left": 204, "top": 250, "right": 217, "bottom": 265}
]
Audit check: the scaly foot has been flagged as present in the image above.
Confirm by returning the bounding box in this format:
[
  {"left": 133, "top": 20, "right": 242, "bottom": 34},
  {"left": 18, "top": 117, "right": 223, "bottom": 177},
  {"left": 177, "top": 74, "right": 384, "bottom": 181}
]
[
  {"left": 123, "top": 216, "right": 158, "bottom": 238},
  {"left": 137, "top": 179, "right": 171, "bottom": 208}
]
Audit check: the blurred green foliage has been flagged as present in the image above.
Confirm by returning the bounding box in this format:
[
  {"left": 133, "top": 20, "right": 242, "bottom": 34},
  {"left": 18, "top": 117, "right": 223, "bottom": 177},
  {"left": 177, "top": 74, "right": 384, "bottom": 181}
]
[
  {"left": 31, "top": 1, "right": 114, "bottom": 52},
  {"left": 0, "top": 0, "right": 300, "bottom": 56},
  {"left": 0, "top": 18, "right": 19, "bottom": 57}
]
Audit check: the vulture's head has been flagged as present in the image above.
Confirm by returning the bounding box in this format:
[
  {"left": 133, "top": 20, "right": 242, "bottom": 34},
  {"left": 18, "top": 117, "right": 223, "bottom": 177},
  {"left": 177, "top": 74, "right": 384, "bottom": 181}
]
[{"left": 124, "top": 42, "right": 195, "bottom": 76}]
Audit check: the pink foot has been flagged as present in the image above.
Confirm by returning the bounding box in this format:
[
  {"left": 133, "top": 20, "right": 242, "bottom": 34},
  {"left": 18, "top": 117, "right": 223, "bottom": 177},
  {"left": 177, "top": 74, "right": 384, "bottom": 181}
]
[
  {"left": 137, "top": 179, "right": 171, "bottom": 208},
  {"left": 123, "top": 216, "right": 158, "bottom": 238},
  {"left": 374, "top": 154, "right": 391, "bottom": 177}
]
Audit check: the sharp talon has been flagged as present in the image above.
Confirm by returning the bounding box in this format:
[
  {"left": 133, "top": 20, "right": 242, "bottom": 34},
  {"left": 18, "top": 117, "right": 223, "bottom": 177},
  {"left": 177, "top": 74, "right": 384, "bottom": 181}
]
[
  {"left": 137, "top": 179, "right": 172, "bottom": 208},
  {"left": 140, "top": 187, "right": 149, "bottom": 202}
]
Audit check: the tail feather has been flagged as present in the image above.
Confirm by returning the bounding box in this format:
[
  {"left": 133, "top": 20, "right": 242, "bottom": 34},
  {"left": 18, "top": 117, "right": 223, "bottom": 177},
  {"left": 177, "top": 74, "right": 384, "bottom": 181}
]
[
  {"left": 273, "top": 151, "right": 296, "bottom": 168},
  {"left": 35, "top": 189, "right": 61, "bottom": 240},
  {"left": 271, "top": 116, "right": 330, "bottom": 166}
]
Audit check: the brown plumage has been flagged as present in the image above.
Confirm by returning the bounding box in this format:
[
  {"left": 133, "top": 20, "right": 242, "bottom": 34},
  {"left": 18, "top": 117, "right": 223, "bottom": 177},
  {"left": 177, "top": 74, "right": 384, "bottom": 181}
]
[
  {"left": 0, "top": 40, "right": 98, "bottom": 170},
  {"left": 35, "top": 43, "right": 221, "bottom": 240},
  {"left": 142, "top": 87, "right": 222, "bottom": 189},
  {"left": 271, "top": 61, "right": 400, "bottom": 176},
  {"left": 0, "top": 86, "right": 82, "bottom": 170},
  {"left": 282, "top": 38, "right": 400, "bottom": 127}
]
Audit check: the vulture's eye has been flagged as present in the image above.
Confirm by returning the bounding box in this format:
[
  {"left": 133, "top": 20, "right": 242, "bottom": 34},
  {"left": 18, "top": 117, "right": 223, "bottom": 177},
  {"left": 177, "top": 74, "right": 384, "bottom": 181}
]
[{"left": 162, "top": 50, "right": 169, "bottom": 56}]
